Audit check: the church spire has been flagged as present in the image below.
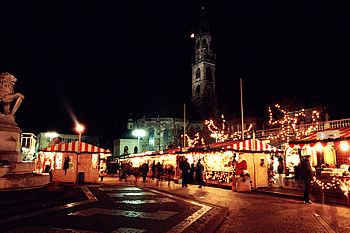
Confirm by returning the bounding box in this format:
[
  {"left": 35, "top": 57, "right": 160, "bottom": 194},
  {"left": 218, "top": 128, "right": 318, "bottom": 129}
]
[
  {"left": 191, "top": 1, "right": 218, "bottom": 120},
  {"left": 199, "top": 3, "right": 208, "bottom": 33}
]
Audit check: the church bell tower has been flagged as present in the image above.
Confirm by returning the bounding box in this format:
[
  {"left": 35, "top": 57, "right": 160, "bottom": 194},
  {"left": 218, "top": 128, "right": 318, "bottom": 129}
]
[{"left": 191, "top": 4, "right": 218, "bottom": 120}]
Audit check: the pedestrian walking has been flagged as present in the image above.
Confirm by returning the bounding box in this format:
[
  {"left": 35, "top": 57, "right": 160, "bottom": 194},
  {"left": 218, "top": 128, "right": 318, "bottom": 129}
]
[
  {"left": 140, "top": 162, "right": 149, "bottom": 182},
  {"left": 155, "top": 162, "right": 164, "bottom": 186},
  {"left": 277, "top": 157, "right": 284, "bottom": 188},
  {"left": 300, "top": 155, "right": 314, "bottom": 204},
  {"left": 189, "top": 163, "right": 195, "bottom": 184},
  {"left": 151, "top": 161, "right": 156, "bottom": 180},
  {"left": 196, "top": 159, "right": 205, "bottom": 188},
  {"left": 180, "top": 157, "right": 190, "bottom": 187}
]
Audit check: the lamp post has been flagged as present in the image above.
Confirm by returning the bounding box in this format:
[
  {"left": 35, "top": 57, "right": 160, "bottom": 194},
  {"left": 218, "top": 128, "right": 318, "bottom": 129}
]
[
  {"left": 132, "top": 129, "right": 146, "bottom": 151},
  {"left": 75, "top": 123, "right": 85, "bottom": 184}
]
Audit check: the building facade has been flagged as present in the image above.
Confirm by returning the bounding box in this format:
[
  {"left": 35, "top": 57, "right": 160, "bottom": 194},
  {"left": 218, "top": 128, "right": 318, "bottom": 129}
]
[{"left": 113, "top": 116, "right": 204, "bottom": 158}]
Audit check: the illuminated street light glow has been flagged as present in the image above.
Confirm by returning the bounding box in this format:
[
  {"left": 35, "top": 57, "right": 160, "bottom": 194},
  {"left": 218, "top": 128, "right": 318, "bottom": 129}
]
[
  {"left": 132, "top": 129, "right": 146, "bottom": 138},
  {"left": 132, "top": 129, "right": 146, "bottom": 150},
  {"left": 75, "top": 122, "right": 85, "bottom": 184},
  {"left": 75, "top": 123, "right": 85, "bottom": 134}
]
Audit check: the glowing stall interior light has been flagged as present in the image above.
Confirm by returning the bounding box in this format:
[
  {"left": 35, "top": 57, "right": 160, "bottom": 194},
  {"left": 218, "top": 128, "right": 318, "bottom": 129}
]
[
  {"left": 339, "top": 141, "right": 350, "bottom": 151},
  {"left": 315, "top": 143, "right": 323, "bottom": 152}
]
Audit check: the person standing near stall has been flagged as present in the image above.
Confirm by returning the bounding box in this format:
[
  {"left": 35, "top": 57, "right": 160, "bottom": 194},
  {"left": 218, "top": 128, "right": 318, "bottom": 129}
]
[
  {"left": 180, "top": 157, "right": 190, "bottom": 187},
  {"left": 300, "top": 155, "right": 314, "bottom": 204},
  {"left": 189, "top": 163, "right": 195, "bottom": 184},
  {"left": 277, "top": 157, "right": 284, "bottom": 188},
  {"left": 196, "top": 159, "right": 205, "bottom": 188}
]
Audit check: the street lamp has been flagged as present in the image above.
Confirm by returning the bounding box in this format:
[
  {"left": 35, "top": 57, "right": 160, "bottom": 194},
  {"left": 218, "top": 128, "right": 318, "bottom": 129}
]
[
  {"left": 132, "top": 129, "right": 146, "bottom": 150},
  {"left": 75, "top": 123, "right": 85, "bottom": 153},
  {"left": 75, "top": 123, "right": 85, "bottom": 184}
]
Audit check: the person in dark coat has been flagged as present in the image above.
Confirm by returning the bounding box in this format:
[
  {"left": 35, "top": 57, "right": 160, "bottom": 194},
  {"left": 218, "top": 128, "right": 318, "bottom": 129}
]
[
  {"left": 195, "top": 159, "right": 205, "bottom": 188},
  {"left": 300, "top": 155, "right": 314, "bottom": 204},
  {"left": 180, "top": 158, "right": 190, "bottom": 187},
  {"left": 140, "top": 162, "right": 149, "bottom": 182},
  {"left": 277, "top": 157, "right": 284, "bottom": 188},
  {"left": 189, "top": 163, "right": 195, "bottom": 184},
  {"left": 151, "top": 161, "right": 156, "bottom": 180}
]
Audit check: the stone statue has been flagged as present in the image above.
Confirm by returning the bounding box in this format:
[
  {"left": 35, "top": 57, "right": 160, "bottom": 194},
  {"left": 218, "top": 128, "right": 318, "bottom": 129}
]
[{"left": 0, "top": 72, "right": 24, "bottom": 116}]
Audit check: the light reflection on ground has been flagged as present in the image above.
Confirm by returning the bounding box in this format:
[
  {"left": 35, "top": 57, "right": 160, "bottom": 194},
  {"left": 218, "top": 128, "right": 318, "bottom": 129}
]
[
  {"left": 68, "top": 208, "right": 177, "bottom": 220},
  {"left": 114, "top": 198, "right": 176, "bottom": 204}
]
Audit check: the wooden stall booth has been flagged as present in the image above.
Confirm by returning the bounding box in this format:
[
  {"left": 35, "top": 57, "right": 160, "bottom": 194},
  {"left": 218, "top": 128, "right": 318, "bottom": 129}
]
[
  {"left": 180, "top": 139, "right": 280, "bottom": 189},
  {"left": 287, "top": 127, "right": 350, "bottom": 204},
  {"left": 37, "top": 141, "right": 111, "bottom": 183}
]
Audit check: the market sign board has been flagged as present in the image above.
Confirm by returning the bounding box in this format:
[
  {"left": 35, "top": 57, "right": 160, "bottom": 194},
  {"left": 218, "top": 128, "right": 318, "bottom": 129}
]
[{"left": 316, "top": 130, "right": 340, "bottom": 140}]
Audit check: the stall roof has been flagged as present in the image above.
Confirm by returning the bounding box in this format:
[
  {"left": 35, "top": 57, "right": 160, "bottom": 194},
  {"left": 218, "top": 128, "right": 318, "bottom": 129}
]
[
  {"left": 209, "top": 138, "right": 280, "bottom": 152},
  {"left": 39, "top": 141, "right": 111, "bottom": 154},
  {"left": 289, "top": 127, "right": 350, "bottom": 145}
]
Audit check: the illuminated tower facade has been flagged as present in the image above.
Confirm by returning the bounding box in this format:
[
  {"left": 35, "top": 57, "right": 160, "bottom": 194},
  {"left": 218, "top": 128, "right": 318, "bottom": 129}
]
[{"left": 191, "top": 5, "right": 218, "bottom": 120}]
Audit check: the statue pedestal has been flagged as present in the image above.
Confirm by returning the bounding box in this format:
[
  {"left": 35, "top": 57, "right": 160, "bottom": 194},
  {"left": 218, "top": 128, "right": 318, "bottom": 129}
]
[
  {"left": 0, "top": 116, "right": 49, "bottom": 190},
  {"left": 0, "top": 115, "right": 22, "bottom": 162}
]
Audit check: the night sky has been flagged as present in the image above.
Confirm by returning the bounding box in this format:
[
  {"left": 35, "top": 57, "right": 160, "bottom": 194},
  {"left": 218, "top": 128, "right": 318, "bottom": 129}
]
[{"left": 1, "top": 1, "right": 349, "bottom": 138}]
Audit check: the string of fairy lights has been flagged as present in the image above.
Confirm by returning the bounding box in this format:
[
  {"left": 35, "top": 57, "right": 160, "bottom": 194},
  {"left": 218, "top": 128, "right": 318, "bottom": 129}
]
[
  {"left": 205, "top": 114, "right": 253, "bottom": 142},
  {"left": 182, "top": 133, "right": 201, "bottom": 148},
  {"left": 313, "top": 176, "right": 350, "bottom": 197},
  {"left": 268, "top": 104, "right": 321, "bottom": 142}
]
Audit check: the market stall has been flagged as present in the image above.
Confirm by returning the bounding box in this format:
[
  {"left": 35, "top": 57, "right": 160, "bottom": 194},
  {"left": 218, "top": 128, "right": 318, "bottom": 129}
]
[
  {"left": 121, "top": 139, "right": 280, "bottom": 189},
  {"left": 37, "top": 141, "right": 111, "bottom": 183},
  {"left": 179, "top": 139, "right": 280, "bottom": 189},
  {"left": 287, "top": 127, "right": 350, "bottom": 203}
]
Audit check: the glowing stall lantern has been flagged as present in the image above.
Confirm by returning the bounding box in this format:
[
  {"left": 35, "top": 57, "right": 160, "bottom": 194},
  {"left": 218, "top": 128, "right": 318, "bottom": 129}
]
[{"left": 340, "top": 141, "right": 350, "bottom": 152}]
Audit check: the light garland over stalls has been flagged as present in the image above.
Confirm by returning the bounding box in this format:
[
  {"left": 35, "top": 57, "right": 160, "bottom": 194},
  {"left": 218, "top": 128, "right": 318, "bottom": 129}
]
[
  {"left": 230, "top": 124, "right": 253, "bottom": 140},
  {"left": 205, "top": 114, "right": 253, "bottom": 142},
  {"left": 182, "top": 133, "right": 201, "bottom": 148},
  {"left": 205, "top": 114, "right": 228, "bottom": 142},
  {"left": 268, "top": 104, "right": 321, "bottom": 142}
]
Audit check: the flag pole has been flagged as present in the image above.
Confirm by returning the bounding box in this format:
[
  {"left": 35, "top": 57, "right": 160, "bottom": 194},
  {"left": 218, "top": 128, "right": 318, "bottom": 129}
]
[
  {"left": 183, "top": 103, "right": 186, "bottom": 147},
  {"left": 240, "top": 78, "right": 244, "bottom": 140}
]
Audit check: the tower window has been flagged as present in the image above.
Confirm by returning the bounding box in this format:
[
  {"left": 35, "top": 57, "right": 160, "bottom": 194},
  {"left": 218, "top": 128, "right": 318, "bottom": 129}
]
[
  {"left": 202, "top": 39, "right": 207, "bottom": 47},
  {"left": 148, "top": 127, "right": 155, "bottom": 150},
  {"left": 124, "top": 146, "right": 129, "bottom": 155},
  {"left": 196, "top": 68, "right": 201, "bottom": 80},
  {"left": 196, "top": 86, "right": 200, "bottom": 98},
  {"left": 163, "top": 129, "right": 169, "bottom": 148},
  {"left": 206, "top": 67, "right": 212, "bottom": 80}
]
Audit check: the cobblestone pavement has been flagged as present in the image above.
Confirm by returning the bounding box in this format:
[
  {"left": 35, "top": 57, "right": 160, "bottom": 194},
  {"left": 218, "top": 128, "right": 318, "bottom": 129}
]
[
  {"left": 0, "top": 180, "right": 225, "bottom": 233},
  {"left": 104, "top": 176, "right": 350, "bottom": 233},
  {"left": 1, "top": 176, "right": 349, "bottom": 233}
]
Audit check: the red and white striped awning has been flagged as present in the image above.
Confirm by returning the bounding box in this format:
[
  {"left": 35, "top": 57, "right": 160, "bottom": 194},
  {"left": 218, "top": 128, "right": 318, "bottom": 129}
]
[
  {"left": 289, "top": 127, "right": 350, "bottom": 144},
  {"left": 211, "top": 139, "right": 280, "bottom": 152},
  {"left": 40, "top": 141, "right": 111, "bottom": 154}
]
